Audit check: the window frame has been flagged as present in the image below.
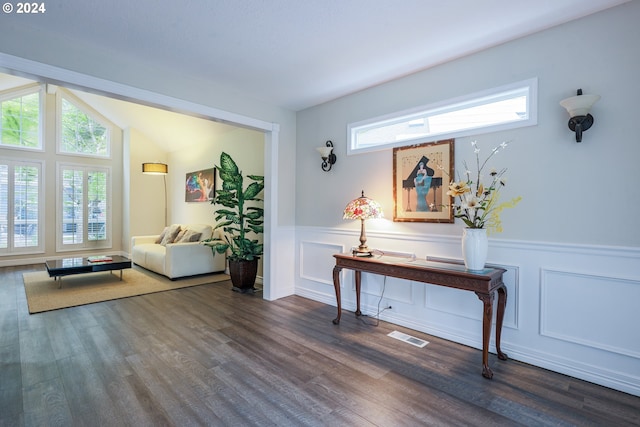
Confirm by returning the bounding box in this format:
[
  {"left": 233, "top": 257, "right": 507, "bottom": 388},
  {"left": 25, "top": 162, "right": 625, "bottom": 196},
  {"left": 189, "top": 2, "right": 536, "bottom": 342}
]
[
  {"left": 0, "top": 157, "right": 45, "bottom": 255},
  {"left": 56, "top": 162, "right": 112, "bottom": 252},
  {"left": 56, "top": 89, "right": 112, "bottom": 159},
  {"left": 0, "top": 83, "right": 44, "bottom": 152},
  {"left": 347, "top": 78, "right": 538, "bottom": 155}
]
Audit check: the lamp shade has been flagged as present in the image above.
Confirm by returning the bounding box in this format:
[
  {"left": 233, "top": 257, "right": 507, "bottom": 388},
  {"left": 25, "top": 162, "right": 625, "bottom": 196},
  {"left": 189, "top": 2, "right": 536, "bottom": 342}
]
[
  {"left": 316, "top": 146, "right": 333, "bottom": 159},
  {"left": 142, "top": 162, "right": 168, "bottom": 175},
  {"left": 560, "top": 93, "right": 600, "bottom": 117},
  {"left": 343, "top": 191, "right": 383, "bottom": 220}
]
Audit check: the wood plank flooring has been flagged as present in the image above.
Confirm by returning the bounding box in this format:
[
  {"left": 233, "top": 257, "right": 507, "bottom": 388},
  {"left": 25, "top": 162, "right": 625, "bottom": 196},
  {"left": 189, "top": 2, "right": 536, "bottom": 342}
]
[{"left": 1, "top": 264, "right": 639, "bottom": 426}]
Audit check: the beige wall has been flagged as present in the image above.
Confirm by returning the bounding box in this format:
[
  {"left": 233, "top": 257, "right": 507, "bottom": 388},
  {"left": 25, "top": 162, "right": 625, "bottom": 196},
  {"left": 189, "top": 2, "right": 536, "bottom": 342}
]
[
  {"left": 168, "top": 127, "right": 264, "bottom": 226},
  {"left": 125, "top": 128, "right": 169, "bottom": 246}
]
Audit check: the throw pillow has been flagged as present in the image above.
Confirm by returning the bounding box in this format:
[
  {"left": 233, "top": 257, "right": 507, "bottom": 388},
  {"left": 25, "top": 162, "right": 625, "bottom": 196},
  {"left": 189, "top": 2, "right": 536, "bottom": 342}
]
[
  {"left": 175, "top": 229, "right": 202, "bottom": 243},
  {"left": 160, "top": 224, "right": 181, "bottom": 246},
  {"left": 173, "top": 229, "right": 187, "bottom": 243},
  {"left": 155, "top": 226, "right": 169, "bottom": 244}
]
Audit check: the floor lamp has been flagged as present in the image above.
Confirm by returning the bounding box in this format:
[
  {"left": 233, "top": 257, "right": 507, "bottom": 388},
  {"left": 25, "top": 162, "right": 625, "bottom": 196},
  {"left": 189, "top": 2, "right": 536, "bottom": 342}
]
[{"left": 142, "top": 162, "right": 169, "bottom": 226}]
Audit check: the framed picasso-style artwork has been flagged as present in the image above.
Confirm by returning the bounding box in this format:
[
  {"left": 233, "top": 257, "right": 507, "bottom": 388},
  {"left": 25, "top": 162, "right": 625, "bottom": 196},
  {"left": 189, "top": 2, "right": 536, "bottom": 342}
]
[
  {"left": 185, "top": 168, "right": 215, "bottom": 202},
  {"left": 392, "top": 139, "right": 454, "bottom": 222}
]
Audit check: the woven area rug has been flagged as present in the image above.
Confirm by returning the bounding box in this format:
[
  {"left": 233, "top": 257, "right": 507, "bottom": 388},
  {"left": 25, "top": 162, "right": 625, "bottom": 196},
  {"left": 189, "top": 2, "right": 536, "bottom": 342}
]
[{"left": 23, "top": 267, "right": 230, "bottom": 314}]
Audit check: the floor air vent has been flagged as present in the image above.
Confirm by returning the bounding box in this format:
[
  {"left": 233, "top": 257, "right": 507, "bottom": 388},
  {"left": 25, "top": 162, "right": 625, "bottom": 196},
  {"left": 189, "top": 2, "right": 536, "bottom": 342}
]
[{"left": 387, "top": 330, "right": 429, "bottom": 348}]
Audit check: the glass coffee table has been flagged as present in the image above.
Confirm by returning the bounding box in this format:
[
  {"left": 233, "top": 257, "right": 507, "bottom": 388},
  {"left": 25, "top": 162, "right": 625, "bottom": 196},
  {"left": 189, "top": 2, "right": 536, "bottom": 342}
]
[{"left": 45, "top": 255, "right": 132, "bottom": 288}]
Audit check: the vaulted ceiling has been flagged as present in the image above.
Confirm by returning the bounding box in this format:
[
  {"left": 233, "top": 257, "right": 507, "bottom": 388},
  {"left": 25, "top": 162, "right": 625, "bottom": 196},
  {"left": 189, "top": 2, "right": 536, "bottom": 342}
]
[{"left": 0, "top": 72, "right": 241, "bottom": 151}]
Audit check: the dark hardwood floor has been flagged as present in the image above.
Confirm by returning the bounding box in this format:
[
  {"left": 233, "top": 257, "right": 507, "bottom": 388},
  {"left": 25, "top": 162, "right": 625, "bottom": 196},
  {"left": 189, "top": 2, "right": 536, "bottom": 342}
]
[{"left": 1, "top": 264, "right": 639, "bottom": 426}]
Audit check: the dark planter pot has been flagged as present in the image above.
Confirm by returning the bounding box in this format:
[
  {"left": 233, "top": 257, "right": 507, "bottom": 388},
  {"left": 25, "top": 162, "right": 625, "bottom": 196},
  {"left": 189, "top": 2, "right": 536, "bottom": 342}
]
[{"left": 228, "top": 258, "right": 259, "bottom": 293}]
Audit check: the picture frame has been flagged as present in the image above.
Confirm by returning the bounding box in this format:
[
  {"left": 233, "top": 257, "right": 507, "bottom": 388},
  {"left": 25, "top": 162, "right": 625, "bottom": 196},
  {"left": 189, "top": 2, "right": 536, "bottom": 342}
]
[
  {"left": 392, "top": 139, "right": 454, "bottom": 222},
  {"left": 185, "top": 168, "right": 215, "bottom": 202}
]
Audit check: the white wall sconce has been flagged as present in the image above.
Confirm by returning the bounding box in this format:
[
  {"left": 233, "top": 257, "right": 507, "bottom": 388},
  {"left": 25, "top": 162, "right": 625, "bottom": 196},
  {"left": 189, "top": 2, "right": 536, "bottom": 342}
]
[
  {"left": 316, "top": 140, "right": 337, "bottom": 171},
  {"left": 560, "top": 89, "right": 600, "bottom": 142}
]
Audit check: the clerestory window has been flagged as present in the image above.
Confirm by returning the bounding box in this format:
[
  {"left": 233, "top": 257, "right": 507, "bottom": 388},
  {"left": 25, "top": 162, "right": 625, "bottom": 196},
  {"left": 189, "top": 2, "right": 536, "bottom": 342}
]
[
  {"left": 348, "top": 78, "right": 537, "bottom": 154},
  {"left": 0, "top": 84, "right": 43, "bottom": 151},
  {"left": 58, "top": 90, "right": 111, "bottom": 158}
]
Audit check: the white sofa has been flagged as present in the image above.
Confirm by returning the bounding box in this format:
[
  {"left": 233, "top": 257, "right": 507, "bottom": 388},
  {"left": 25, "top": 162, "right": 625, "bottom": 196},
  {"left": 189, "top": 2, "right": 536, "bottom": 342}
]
[{"left": 131, "top": 223, "right": 226, "bottom": 279}]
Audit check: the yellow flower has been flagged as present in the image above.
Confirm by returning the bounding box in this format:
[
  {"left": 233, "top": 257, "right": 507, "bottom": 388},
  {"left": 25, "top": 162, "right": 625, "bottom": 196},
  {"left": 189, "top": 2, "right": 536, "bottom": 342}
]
[
  {"left": 447, "top": 181, "right": 470, "bottom": 197},
  {"left": 439, "top": 140, "right": 520, "bottom": 233}
]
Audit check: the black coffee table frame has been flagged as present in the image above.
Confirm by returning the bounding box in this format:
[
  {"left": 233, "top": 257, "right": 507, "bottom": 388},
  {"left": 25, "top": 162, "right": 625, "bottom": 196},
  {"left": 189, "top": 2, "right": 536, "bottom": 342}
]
[{"left": 45, "top": 255, "right": 132, "bottom": 288}]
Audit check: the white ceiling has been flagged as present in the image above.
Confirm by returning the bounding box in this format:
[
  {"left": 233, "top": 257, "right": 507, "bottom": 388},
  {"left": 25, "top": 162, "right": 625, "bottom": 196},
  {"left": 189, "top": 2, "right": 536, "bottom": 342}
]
[{"left": 0, "top": 1, "right": 628, "bottom": 151}]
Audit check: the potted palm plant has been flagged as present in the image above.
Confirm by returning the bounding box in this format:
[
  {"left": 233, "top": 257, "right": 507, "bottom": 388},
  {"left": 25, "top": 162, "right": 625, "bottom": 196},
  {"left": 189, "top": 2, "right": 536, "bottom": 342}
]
[{"left": 204, "top": 152, "right": 264, "bottom": 292}]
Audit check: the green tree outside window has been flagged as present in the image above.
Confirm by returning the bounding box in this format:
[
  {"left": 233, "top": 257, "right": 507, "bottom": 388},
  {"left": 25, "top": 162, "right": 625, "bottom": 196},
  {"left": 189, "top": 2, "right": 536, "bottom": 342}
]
[{"left": 0, "top": 92, "right": 40, "bottom": 148}]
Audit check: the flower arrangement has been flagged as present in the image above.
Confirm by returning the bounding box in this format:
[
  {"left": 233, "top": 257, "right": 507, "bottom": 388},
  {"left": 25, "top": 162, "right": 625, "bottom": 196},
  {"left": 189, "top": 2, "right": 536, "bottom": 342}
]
[{"left": 445, "top": 140, "right": 521, "bottom": 233}]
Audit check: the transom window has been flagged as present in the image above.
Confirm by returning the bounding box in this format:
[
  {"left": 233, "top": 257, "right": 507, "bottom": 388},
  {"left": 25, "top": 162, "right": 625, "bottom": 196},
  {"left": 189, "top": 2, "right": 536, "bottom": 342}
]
[
  {"left": 0, "top": 84, "right": 43, "bottom": 151},
  {"left": 58, "top": 91, "right": 111, "bottom": 158},
  {"left": 348, "top": 78, "right": 537, "bottom": 154}
]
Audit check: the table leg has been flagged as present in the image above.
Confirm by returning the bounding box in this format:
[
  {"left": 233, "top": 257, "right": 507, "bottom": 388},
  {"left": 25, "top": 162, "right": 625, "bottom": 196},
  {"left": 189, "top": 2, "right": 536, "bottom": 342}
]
[
  {"left": 354, "top": 270, "right": 362, "bottom": 317},
  {"left": 332, "top": 266, "right": 342, "bottom": 324},
  {"left": 476, "top": 291, "right": 495, "bottom": 379},
  {"left": 495, "top": 284, "right": 508, "bottom": 361}
]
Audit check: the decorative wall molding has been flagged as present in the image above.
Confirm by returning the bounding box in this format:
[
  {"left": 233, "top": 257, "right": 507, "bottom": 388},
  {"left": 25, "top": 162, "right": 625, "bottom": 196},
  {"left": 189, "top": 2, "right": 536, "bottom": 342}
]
[
  {"left": 299, "top": 241, "right": 344, "bottom": 285},
  {"left": 296, "top": 225, "right": 640, "bottom": 258},
  {"left": 424, "top": 257, "right": 519, "bottom": 330},
  {"left": 540, "top": 268, "right": 640, "bottom": 359}
]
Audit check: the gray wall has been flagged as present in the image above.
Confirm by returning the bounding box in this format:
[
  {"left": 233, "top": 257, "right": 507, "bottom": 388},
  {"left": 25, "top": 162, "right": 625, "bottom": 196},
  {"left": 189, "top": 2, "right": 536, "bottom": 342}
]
[{"left": 296, "top": 1, "right": 640, "bottom": 247}]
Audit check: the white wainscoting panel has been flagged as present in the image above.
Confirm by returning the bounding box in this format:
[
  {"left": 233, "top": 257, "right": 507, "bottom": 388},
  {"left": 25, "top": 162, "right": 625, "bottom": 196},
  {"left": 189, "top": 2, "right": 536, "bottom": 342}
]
[
  {"left": 424, "top": 258, "right": 519, "bottom": 330},
  {"left": 359, "top": 274, "right": 414, "bottom": 304},
  {"left": 300, "top": 241, "right": 344, "bottom": 285},
  {"left": 296, "top": 240, "right": 345, "bottom": 307},
  {"left": 540, "top": 268, "right": 640, "bottom": 358}
]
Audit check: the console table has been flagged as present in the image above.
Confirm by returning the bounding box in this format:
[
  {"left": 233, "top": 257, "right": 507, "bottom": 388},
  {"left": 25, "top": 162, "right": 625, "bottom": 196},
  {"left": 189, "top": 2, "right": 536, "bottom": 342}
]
[{"left": 332, "top": 253, "right": 508, "bottom": 379}]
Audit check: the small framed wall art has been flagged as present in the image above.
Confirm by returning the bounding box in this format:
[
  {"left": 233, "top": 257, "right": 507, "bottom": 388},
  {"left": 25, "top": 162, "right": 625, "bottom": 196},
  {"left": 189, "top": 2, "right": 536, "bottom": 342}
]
[
  {"left": 392, "top": 139, "right": 454, "bottom": 222},
  {"left": 185, "top": 168, "right": 215, "bottom": 202}
]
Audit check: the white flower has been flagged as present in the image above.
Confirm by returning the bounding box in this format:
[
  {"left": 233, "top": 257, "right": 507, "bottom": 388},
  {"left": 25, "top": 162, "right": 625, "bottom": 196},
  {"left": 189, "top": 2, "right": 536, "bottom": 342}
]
[
  {"left": 441, "top": 140, "right": 521, "bottom": 232},
  {"left": 462, "top": 194, "right": 481, "bottom": 209}
]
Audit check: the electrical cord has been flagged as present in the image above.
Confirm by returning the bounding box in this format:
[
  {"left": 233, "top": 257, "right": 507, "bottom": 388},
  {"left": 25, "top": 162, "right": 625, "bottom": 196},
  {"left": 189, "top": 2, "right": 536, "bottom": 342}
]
[
  {"left": 355, "top": 248, "right": 414, "bottom": 326},
  {"left": 358, "top": 275, "right": 390, "bottom": 326}
]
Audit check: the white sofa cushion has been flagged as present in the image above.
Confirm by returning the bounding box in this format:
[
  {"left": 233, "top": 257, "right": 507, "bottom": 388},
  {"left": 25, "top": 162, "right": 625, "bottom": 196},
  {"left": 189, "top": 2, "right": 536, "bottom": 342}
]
[{"left": 144, "top": 243, "right": 167, "bottom": 272}]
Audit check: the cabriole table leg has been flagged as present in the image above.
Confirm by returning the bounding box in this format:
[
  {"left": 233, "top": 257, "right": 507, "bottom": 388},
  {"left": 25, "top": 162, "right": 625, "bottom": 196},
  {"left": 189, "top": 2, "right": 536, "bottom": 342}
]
[{"left": 332, "top": 266, "right": 343, "bottom": 324}]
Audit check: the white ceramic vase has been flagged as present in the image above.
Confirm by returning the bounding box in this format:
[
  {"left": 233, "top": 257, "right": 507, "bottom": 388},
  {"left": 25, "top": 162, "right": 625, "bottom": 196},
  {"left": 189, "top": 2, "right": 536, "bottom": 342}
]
[{"left": 462, "top": 228, "right": 488, "bottom": 271}]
